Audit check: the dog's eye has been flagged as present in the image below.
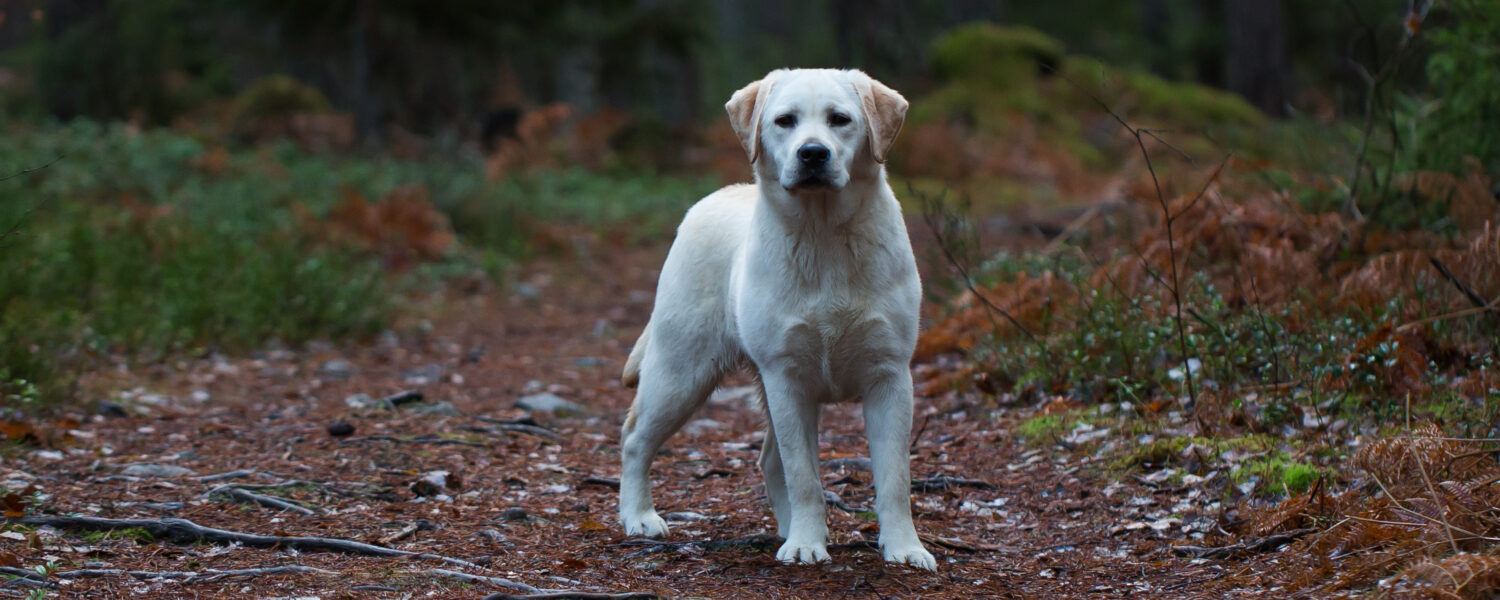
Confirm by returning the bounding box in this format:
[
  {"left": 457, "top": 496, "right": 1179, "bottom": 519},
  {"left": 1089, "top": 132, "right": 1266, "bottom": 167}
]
[
  {"left": 828, "top": 113, "right": 852, "bottom": 127},
  {"left": 774, "top": 114, "right": 797, "bottom": 128}
]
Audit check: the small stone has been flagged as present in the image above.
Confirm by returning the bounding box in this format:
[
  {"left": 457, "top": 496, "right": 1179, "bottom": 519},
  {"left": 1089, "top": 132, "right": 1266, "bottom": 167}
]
[
  {"left": 344, "top": 394, "right": 375, "bottom": 409},
  {"left": 97, "top": 402, "right": 129, "bottom": 418},
  {"left": 478, "top": 528, "right": 507, "bottom": 543},
  {"left": 402, "top": 364, "right": 444, "bottom": 386},
  {"left": 515, "top": 393, "right": 584, "bottom": 415},
  {"left": 30, "top": 449, "right": 64, "bottom": 461},
  {"left": 327, "top": 420, "right": 355, "bottom": 437},
  {"left": 320, "top": 360, "right": 356, "bottom": 380},
  {"left": 189, "top": 390, "right": 211, "bottom": 403},
  {"left": 514, "top": 283, "right": 541, "bottom": 300},
  {"left": 121, "top": 464, "right": 196, "bottom": 478},
  {"left": 572, "top": 357, "right": 606, "bottom": 368},
  {"left": 406, "top": 401, "right": 461, "bottom": 417},
  {"left": 499, "top": 507, "right": 529, "bottom": 522}
]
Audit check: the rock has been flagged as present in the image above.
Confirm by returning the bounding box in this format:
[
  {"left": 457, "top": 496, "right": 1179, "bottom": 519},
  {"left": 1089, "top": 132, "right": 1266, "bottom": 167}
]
[
  {"left": 121, "top": 464, "right": 196, "bottom": 478},
  {"left": 320, "top": 360, "right": 356, "bottom": 380},
  {"left": 30, "top": 449, "right": 64, "bottom": 461},
  {"left": 499, "top": 507, "right": 529, "bottom": 522},
  {"left": 405, "top": 401, "right": 461, "bottom": 416},
  {"left": 572, "top": 357, "right": 606, "bottom": 368},
  {"left": 478, "top": 528, "right": 507, "bottom": 543},
  {"left": 682, "top": 419, "right": 722, "bottom": 436},
  {"left": 344, "top": 394, "right": 375, "bottom": 409},
  {"left": 402, "top": 364, "right": 444, "bottom": 386},
  {"left": 97, "top": 402, "right": 129, "bottom": 418},
  {"left": 327, "top": 420, "right": 355, "bottom": 437},
  {"left": 513, "top": 283, "right": 541, "bottom": 300},
  {"left": 516, "top": 393, "right": 583, "bottom": 415},
  {"left": 189, "top": 390, "right": 211, "bottom": 403}
]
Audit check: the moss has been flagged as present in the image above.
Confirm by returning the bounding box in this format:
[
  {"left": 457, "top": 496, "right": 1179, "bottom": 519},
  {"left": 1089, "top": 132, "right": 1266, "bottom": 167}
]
[
  {"left": 1059, "top": 56, "right": 1264, "bottom": 127},
  {"left": 81, "top": 527, "right": 154, "bottom": 543},
  {"left": 1017, "top": 409, "right": 1095, "bottom": 443},
  {"left": 229, "top": 75, "right": 332, "bottom": 131},
  {"left": 931, "top": 24, "right": 1064, "bottom": 88},
  {"left": 1231, "top": 456, "right": 1325, "bottom": 494},
  {"left": 1114, "top": 434, "right": 1277, "bottom": 470}
]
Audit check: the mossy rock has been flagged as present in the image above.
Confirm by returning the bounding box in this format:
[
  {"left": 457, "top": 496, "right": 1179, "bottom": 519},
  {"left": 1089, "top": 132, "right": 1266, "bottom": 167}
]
[
  {"left": 1060, "top": 56, "right": 1264, "bottom": 127},
  {"left": 931, "top": 24, "right": 1065, "bottom": 88},
  {"left": 229, "top": 75, "right": 332, "bottom": 131}
]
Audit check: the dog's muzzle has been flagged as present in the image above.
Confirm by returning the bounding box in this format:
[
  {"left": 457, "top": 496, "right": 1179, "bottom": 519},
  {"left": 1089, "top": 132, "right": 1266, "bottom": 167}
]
[{"left": 791, "top": 143, "right": 835, "bottom": 189}]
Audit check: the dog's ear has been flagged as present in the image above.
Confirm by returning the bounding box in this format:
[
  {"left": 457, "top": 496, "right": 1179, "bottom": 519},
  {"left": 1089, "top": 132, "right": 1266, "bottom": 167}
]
[
  {"left": 725, "top": 71, "right": 780, "bottom": 163},
  {"left": 846, "top": 70, "right": 908, "bottom": 164}
]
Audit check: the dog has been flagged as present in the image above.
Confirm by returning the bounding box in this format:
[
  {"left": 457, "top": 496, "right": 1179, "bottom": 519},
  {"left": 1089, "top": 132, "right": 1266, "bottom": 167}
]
[{"left": 617, "top": 68, "right": 935, "bottom": 570}]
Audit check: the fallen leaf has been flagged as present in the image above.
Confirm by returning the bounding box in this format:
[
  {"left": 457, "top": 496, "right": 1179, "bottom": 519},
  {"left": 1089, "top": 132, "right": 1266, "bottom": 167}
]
[{"left": 579, "top": 519, "right": 607, "bottom": 532}]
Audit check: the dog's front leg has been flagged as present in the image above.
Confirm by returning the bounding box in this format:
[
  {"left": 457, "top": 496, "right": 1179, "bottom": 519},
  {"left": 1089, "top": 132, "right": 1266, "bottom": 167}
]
[
  {"left": 862, "top": 369, "right": 937, "bottom": 570},
  {"left": 762, "top": 370, "right": 830, "bottom": 565}
]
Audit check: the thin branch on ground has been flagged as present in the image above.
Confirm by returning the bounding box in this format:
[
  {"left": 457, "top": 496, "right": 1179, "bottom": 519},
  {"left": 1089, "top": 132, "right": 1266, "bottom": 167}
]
[
  {"left": 0, "top": 564, "right": 334, "bottom": 585},
  {"left": 616, "top": 534, "right": 782, "bottom": 558},
  {"left": 205, "top": 485, "right": 319, "bottom": 515},
  {"left": 345, "top": 435, "right": 488, "bottom": 447},
  {"left": 481, "top": 592, "right": 663, "bottom": 600},
  {"left": 910, "top": 476, "right": 995, "bottom": 492},
  {"left": 1429, "top": 258, "right": 1493, "bottom": 309},
  {"left": 3, "top": 516, "right": 484, "bottom": 570},
  {"left": 425, "top": 568, "right": 539, "bottom": 593},
  {"left": 1171, "top": 527, "right": 1319, "bottom": 559}
]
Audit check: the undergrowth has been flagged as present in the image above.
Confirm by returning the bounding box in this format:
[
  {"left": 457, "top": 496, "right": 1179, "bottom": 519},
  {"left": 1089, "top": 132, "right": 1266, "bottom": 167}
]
[{"left": 0, "top": 121, "right": 714, "bottom": 406}]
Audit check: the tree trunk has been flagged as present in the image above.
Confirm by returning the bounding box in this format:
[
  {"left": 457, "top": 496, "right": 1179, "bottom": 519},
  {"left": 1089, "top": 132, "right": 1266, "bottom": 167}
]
[{"left": 1225, "top": 0, "right": 1290, "bottom": 116}]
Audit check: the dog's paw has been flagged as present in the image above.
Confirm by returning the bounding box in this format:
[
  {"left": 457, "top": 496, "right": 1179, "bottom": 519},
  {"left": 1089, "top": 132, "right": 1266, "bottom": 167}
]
[
  {"left": 621, "top": 511, "right": 670, "bottom": 538},
  {"left": 776, "top": 539, "right": 831, "bottom": 565},
  {"left": 881, "top": 542, "right": 937, "bottom": 571}
]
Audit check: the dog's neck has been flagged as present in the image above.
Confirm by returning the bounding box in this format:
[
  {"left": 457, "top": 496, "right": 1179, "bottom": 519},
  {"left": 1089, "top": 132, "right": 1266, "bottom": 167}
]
[{"left": 747, "top": 166, "right": 904, "bottom": 286}]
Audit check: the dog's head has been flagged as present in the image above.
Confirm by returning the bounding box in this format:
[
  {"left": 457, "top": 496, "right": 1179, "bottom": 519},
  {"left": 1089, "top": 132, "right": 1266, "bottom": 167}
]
[{"left": 726, "top": 69, "right": 908, "bottom": 193}]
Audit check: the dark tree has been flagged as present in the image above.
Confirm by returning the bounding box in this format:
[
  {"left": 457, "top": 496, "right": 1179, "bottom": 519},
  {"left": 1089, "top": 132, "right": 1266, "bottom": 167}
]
[{"left": 1225, "top": 0, "right": 1291, "bottom": 115}]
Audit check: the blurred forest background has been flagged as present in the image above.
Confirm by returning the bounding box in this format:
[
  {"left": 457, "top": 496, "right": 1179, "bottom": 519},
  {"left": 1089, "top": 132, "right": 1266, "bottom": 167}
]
[{"left": 1, "top": 1, "right": 1499, "bottom": 597}]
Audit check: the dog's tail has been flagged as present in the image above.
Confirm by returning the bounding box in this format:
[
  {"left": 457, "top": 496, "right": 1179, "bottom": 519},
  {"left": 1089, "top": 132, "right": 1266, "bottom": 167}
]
[{"left": 621, "top": 319, "right": 652, "bottom": 389}]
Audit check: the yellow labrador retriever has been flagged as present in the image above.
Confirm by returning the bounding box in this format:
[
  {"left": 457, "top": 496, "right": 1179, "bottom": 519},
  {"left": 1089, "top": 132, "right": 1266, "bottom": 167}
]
[{"left": 618, "top": 68, "right": 935, "bottom": 570}]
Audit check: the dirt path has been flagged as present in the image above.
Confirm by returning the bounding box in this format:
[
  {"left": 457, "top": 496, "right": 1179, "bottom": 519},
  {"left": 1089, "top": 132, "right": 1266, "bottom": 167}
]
[{"left": 2, "top": 240, "right": 1257, "bottom": 599}]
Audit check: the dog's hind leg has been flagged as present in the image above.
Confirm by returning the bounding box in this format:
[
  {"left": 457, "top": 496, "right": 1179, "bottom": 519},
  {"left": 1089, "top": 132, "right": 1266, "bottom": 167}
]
[{"left": 618, "top": 353, "right": 717, "bottom": 538}]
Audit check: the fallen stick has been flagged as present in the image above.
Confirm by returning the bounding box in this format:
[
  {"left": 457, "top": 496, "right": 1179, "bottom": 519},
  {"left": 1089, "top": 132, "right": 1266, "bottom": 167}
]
[
  {"left": 615, "top": 534, "right": 781, "bottom": 557},
  {"left": 580, "top": 477, "right": 620, "bottom": 490},
  {"left": 346, "top": 435, "right": 488, "bottom": 447},
  {"left": 194, "top": 469, "right": 259, "bottom": 482},
  {"left": 0, "top": 564, "right": 333, "bottom": 584},
  {"left": 911, "top": 476, "right": 995, "bottom": 492},
  {"left": 3, "top": 516, "right": 484, "bottom": 570},
  {"left": 1171, "top": 527, "right": 1318, "bottom": 559},
  {"left": 481, "top": 592, "right": 662, "bottom": 600},
  {"left": 206, "top": 485, "right": 318, "bottom": 516},
  {"left": 425, "top": 568, "right": 538, "bottom": 593}
]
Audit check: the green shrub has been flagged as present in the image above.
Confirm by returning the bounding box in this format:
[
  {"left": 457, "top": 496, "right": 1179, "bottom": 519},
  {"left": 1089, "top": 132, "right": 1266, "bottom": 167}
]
[
  {"left": 1412, "top": 0, "right": 1500, "bottom": 174},
  {"left": 228, "top": 75, "right": 333, "bottom": 131},
  {"left": 930, "top": 24, "right": 1064, "bottom": 88}
]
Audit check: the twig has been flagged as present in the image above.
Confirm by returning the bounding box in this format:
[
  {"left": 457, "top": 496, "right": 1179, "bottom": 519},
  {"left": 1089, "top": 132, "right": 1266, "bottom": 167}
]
[
  {"left": 1429, "top": 258, "right": 1492, "bottom": 309},
  {"left": 910, "top": 413, "right": 931, "bottom": 452},
  {"left": 481, "top": 592, "right": 662, "bottom": 600},
  {"left": 3, "top": 516, "right": 484, "bottom": 570},
  {"left": 194, "top": 469, "right": 259, "bottom": 482},
  {"left": 0, "top": 564, "right": 333, "bottom": 584},
  {"left": 345, "top": 435, "right": 488, "bottom": 447},
  {"left": 1395, "top": 299, "right": 1499, "bottom": 333},
  {"left": 476, "top": 416, "right": 563, "bottom": 440},
  {"left": 425, "top": 568, "right": 538, "bottom": 593},
  {"left": 910, "top": 476, "right": 995, "bottom": 492},
  {"left": 615, "top": 534, "right": 781, "bottom": 558},
  {"left": 1170, "top": 527, "right": 1318, "bottom": 559},
  {"left": 580, "top": 476, "right": 621, "bottom": 490},
  {"left": 205, "top": 485, "right": 319, "bottom": 516},
  {"left": 824, "top": 490, "right": 864, "bottom": 513},
  {"left": 915, "top": 185, "right": 1040, "bottom": 344},
  {"left": 1047, "top": 64, "right": 1200, "bottom": 408},
  {"left": 0, "top": 154, "right": 66, "bottom": 245}
]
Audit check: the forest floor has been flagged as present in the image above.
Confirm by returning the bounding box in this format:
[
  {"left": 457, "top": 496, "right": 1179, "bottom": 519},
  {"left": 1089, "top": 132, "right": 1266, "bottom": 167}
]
[{"left": 0, "top": 231, "right": 1313, "bottom": 600}]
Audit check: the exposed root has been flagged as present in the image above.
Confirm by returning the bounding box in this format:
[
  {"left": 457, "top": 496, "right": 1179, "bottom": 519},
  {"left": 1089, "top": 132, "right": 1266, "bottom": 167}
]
[
  {"left": 205, "top": 485, "right": 319, "bottom": 516},
  {"left": 4, "top": 516, "right": 484, "bottom": 570}
]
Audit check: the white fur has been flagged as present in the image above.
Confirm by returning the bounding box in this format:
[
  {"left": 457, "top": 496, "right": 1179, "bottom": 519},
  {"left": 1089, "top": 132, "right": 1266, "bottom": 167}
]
[{"left": 618, "top": 69, "right": 935, "bottom": 570}]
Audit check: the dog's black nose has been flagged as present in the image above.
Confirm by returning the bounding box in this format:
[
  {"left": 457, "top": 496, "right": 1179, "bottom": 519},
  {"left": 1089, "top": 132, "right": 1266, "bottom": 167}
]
[{"left": 797, "top": 143, "right": 830, "bottom": 167}]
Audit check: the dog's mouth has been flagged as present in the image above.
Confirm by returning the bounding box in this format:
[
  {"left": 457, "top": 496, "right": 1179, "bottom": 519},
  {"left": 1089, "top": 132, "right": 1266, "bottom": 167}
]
[{"left": 788, "top": 173, "right": 838, "bottom": 191}]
